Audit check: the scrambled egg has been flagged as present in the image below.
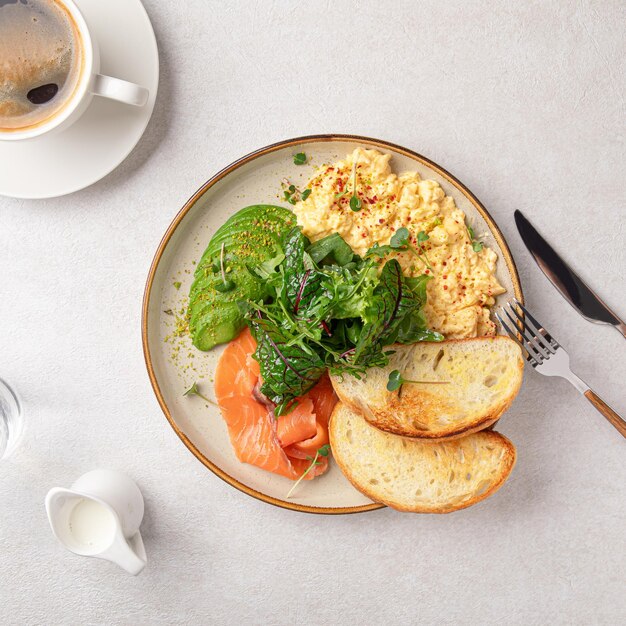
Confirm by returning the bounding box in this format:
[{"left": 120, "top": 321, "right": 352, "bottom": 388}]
[{"left": 293, "top": 148, "right": 505, "bottom": 338}]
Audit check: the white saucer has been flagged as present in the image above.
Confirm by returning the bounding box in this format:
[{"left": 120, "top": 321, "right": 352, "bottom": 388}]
[{"left": 0, "top": 0, "right": 159, "bottom": 199}]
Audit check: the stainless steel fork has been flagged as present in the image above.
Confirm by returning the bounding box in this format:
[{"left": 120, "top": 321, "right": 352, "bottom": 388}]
[{"left": 497, "top": 298, "right": 626, "bottom": 438}]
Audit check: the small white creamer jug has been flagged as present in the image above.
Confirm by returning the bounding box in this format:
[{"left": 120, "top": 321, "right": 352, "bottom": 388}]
[{"left": 45, "top": 469, "right": 147, "bottom": 575}]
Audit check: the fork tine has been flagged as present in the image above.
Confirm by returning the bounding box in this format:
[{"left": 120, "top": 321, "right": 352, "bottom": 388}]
[
  {"left": 496, "top": 311, "right": 539, "bottom": 366},
  {"left": 508, "top": 301, "right": 555, "bottom": 355},
  {"left": 512, "top": 298, "right": 560, "bottom": 349},
  {"left": 504, "top": 301, "right": 555, "bottom": 357},
  {"left": 500, "top": 306, "right": 549, "bottom": 360}
]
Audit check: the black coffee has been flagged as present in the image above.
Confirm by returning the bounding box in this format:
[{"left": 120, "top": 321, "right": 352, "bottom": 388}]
[{"left": 0, "top": 0, "right": 83, "bottom": 132}]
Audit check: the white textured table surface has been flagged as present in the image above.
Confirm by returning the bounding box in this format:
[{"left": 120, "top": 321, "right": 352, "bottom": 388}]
[{"left": 1, "top": 1, "right": 625, "bottom": 624}]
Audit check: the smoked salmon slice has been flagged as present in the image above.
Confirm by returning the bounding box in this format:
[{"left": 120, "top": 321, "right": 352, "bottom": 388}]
[
  {"left": 276, "top": 398, "right": 317, "bottom": 447},
  {"left": 214, "top": 328, "right": 337, "bottom": 481}
]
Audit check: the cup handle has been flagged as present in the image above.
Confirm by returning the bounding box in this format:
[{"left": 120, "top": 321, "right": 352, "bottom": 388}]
[{"left": 91, "top": 74, "right": 149, "bottom": 107}]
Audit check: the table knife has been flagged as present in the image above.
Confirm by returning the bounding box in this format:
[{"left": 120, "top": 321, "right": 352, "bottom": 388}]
[{"left": 514, "top": 210, "right": 626, "bottom": 338}]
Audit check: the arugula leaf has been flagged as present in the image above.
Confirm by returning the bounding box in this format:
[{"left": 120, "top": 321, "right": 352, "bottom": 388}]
[
  {"left": 248, "top": 315, "right": 326, "bottom": 413},
  {"left": 350, "top": 260, "right": 443, "bottom": 365},
  {"left": 351, "top": 260, "right": 411, "bottom": 363},
  {"left": 325, "top": 262, "right": 378, "bottom": 320}
]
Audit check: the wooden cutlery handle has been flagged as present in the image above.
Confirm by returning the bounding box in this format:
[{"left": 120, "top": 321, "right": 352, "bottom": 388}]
[{"left": 584, "top": 390, "right": 626, "bottom": 438}]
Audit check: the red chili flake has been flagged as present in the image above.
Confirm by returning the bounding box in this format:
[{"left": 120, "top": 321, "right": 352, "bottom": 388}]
[
  {"left": 389, "top": 195, "right": 396, "bottom": 201},
  {"left": 442, "top": 261, "right": 447, "bottom": 266},
  {"left": 372, "top": 195, "right": 378, "bottom": 201},
  {"left": 443, "top": 275, "right": 448, "bottom": 279},
  {"left": 378, "top": 218, "right": 385, "bottom": 224},
  {"left": 361, "top": 232, "right": 367, "bottom": 238},
  {"left": 406, "top": 216, "right": 411, "bottom": 222},
  {"left": 424, "top": 269, "right": 430, "bottom": 274},
  {"left": 443, "top": 285, "right": 448, "bottom": 290}
]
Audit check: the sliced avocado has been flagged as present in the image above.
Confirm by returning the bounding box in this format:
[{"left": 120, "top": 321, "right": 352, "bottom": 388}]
[{"left": 188, "top": 205, "right": 295, "bottom": 350}]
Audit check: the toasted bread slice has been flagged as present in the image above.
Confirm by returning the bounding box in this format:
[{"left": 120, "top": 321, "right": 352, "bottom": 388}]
[
  {"left": 331, "top": 337, "right": 523, "bottom": 439},
  {"left": 329, "top": 403, "right": 516, "bottom": 513}
]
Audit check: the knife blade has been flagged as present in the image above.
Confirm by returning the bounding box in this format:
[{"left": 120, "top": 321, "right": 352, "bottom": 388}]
[{"left": 514, "top": 210, "right": 626, "bottom": 338}]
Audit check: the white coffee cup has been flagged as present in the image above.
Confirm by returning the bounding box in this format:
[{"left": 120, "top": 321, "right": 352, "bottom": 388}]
[{"left": 0, "top": 0, "right": 149, "bottom": 142}]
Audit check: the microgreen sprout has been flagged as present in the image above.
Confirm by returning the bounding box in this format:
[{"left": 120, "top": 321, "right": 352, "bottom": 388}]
[
  {"left": 286, "top": 444, "right": 331, "bottom": 498},
  {"left": 386, "top": 369, "right": 450, "bottom": 392},
  {"left": 215, "top": 242, "right": 235, "bottom": 292},
  {"left": 467, "top": 224, "right": 484, "bottom": 252},
  {"left": 293, "top": 152, "right": 307, "bottom": 165},
  {"left": 349, "top": 161, "right": 362, "bottom": 211},
  {"left": 183, "top": 382, "right": 217, "bottom": 406},
  {"left": 282, "top": 181, "right": 311, "bottom": 205},
  {"left": 416, "top": 231, "right": 433, "bottom": 268},
  {"left": 383, "top": 227, "right": 432, "bottom": 270}
]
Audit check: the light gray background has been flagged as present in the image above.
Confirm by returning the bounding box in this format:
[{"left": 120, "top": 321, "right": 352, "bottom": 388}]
[{"left": 1, "top": 1, "right": 624, "bottom": 624}]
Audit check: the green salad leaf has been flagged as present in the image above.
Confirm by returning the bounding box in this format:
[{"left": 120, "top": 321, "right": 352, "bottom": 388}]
[
  {"left": 242, "top": 229, "right": 442, "bottom": 410},
  {"left": 280, "top": 228, "right": 332, "bottom": 320},
  {"left": 350, "top": 259, "right": 426, "bottom": 365},
  {"left": 248, "top": 314, "right": 326, "bottom": 416},
  {"left": 307, "top": 233, "right": 355, "bottom": 266},
  {"left": 189, "top": 209, "right": 443, "bottom": 412}
]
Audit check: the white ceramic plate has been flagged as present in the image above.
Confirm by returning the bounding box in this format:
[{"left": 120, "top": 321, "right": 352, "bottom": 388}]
[{"left": 142, "top": 135, "right": 523, "bottom": 514}]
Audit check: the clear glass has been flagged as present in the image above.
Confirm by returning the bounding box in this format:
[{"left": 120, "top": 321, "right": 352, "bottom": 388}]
[{"left": 0, "top": 378, "right": 22, "bottom": 459}]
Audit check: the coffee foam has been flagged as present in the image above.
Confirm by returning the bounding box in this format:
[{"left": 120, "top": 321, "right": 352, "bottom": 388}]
[{"left": 0, "top": 0, "right": 83, "bottom": 131}]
